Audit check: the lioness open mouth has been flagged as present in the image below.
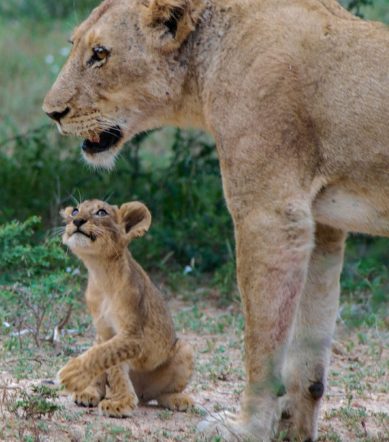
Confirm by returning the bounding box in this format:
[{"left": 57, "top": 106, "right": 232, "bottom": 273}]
[{"left": 82, "top": 125, "right": 122, "bottom": 154}]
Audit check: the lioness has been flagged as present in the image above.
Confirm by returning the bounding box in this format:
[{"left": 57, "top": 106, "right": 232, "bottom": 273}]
[
  {"left": 59, "top": 199, "right": 194, "bottom": 416},
  {"left": 43, "top": 0, "right": 389, "bottom": 440}
]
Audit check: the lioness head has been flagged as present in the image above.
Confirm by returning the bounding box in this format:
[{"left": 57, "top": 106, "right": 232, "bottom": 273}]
[
  {"left": 61, "top": 199, "right": 152, "bottom": 256},
  {"left": 43, "top": 0, "right": 206, "bottom": 168}
]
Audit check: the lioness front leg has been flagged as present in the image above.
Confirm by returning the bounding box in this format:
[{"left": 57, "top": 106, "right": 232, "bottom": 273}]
[
  {"left": 199, "top": 137, "right": 315, "bottom": 440},
  {"left": 200, "top": 199, "right": 314, "bottom": 440},
  {"left": 99, "top": 363, "right": 138, "bottom": 417},
  {"left": 279, "top": 224, "right": 346, "bottom": 441},
  {"left": 59, "top": 333, "right": 141, "bottom": 393}
]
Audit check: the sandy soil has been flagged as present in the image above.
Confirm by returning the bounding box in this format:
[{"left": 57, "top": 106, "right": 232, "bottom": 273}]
[{"left": 0, "top": 301, "right": 388, "bottom": 441}]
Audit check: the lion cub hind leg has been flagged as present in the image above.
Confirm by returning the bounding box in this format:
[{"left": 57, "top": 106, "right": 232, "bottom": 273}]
[
  {"left": 73, "top": 372, "right": 107, "bottom": 407},
  {"left": 156, "top": 340, "right": 194, "bottom": 411},
  {"left": 157, "top": 392, "right": 193, "bottom": 411},
  {"left": 98, "top": 363, "right": 138, "bottom": 418},
  {"left": 279, "top": 224, "right": 346, "bottom": 441},
  {"left": 132, "top": 339, "right": 194, "bottom": 411}
]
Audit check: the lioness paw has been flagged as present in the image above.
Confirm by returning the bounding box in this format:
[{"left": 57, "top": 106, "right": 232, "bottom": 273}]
[
  {"left": 58, "top": 358, "right": 93, "bottom": 393},
  {"left": 197, "top": 410, "right": 275, "bottom": 442},
  {"left": 98, "top": 395, "right": 138, "bottom": 418},
  {"left": 73, "top": 386, "right": 104, "bottom": 407},
  {"left": 157, "top": 393, "right": 194, "bottom": 412}
]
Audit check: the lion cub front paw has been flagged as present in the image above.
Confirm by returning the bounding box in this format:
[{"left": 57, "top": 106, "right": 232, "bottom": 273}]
[
  {"left": 158, "top": 393, "right": 194, "bottom": 412},
  {"left": 98, "top": 395, "right": 138, "bottom": 418},
  {"left": 73, "top": 386, "right": 104, "bottom": 407},
  {"left": 58, "top": 358, "right": 93, "bottom": 393}
]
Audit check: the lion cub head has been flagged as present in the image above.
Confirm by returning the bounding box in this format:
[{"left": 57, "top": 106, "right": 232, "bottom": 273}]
[
  {"left": 61, "top": 199, "right": 151, "bottom": 257},
  {"left": 43, "top": 0, "right": 206, "bottom": 169}
]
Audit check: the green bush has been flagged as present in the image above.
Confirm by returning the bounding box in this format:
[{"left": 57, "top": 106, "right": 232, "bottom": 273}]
[
  {"left": 0, "top": 126, "right": 232, "bottom": 273},
  {"left": 345, "top": 0, "right": 374, "bottom": 16},
  {"left": 0, "top": 216, "right": 82, "bottom": 347},
  {"left": 0, "top": 0, "right": 100, "bottom": 20},
  {"left": 0, "top": 0, "right": 388, "bottom": 317},
  {"left": 10, "top": 385, "right": 61, "bottom": 419},
  {"left": 341, "top": 236, "right": 389, "bottom": 327}
]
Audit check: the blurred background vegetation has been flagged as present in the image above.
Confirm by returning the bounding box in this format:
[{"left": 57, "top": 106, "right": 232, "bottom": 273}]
[{"left": 0, "top": 0, "right": 388, "bottom": 346}]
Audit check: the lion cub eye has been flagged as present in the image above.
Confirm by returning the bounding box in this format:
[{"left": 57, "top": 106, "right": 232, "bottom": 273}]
[
  {"left": 88, "top": 46, "right": 110, "bottom": 67},
  {"left": 96, "top": 209, "right": 108, "bottom": 217},
  {"left": 71, "top": 208, "right": 79, "bottom": 216}
]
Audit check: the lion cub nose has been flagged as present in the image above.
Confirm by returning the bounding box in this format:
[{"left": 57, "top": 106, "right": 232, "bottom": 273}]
[
  {"left": 46, "top": 107, "right": 70, "bottom": 122},
  {"left": 73, "top": 218, "right": 87, "bottom": 228}
]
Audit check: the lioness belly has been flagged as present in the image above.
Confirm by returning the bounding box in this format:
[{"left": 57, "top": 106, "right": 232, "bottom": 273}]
[{"left": 313, "top": 186, "right": 389, "bottom": 236}]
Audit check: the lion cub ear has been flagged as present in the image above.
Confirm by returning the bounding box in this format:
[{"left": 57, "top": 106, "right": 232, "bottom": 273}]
[
  {"left": 119, "top": 202, "right": 152, "bottom": 241},
  {"left": 140, "top": 0, "right": 205, "bottom": 53}
]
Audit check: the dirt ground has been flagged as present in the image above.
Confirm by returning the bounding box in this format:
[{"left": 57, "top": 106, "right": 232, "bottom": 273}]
[{"left": 0, "top": 300, "right": 388, "bottom": 441}]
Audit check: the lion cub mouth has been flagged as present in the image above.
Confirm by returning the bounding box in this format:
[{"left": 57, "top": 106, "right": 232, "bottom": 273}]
[
  {"left": 73, "top": 229, "right": 96, "bottom": 242},
  {"left": 82, "top": 125, "right": 122, "bottom": 154}
]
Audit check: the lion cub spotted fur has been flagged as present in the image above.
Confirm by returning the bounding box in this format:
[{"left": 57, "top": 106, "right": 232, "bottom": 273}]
[{"left": 59, "top": 199, "right": 194, "bottom": 417}]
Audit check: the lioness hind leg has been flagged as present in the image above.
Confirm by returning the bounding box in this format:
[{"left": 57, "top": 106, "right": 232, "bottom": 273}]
[
  {"left": 98, "top": 363, "right": 138, "bottom": 417},
  {"left": 279, "top": 224, "right": 346, "bottom": 441},
  {"left": 131, "top": 339, "right": 194, "bottom": 411}
]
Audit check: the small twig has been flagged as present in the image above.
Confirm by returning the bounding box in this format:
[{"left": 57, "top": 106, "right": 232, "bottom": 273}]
[
  {"left": 50, "top": 304, "right": 73, "bottom": 351},
  {"left": 0, "top": 284, "right": 29, "bottom": 295},
  {"left": 1, "top": 357, "right": 47, "bottom": 366},
  {"left": 23, "top": 296, "right": 46, "bottom": 347},
  {"left": 0, "top": 385, "right": 22, "bottom": 391},
  {"left": 57, "top": 304, "right": 73, "bottom": 330},
  {"left": 160, "top": 251, "right": 174, "bottom": 266}
]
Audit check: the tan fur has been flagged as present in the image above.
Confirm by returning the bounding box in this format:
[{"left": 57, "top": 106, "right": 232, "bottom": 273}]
[
  {"left": 59, "top": 200, "right": 194, "bottom": 416},
  {"left": 44, "top": 1, "right": 389, "bottom": 439}
]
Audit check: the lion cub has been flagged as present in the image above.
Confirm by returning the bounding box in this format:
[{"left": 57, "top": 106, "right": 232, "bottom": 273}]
[{"left": 59, "top": 199, "right": 194, "bottom": 417}]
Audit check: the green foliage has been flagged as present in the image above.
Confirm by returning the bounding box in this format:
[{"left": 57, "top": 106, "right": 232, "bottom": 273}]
[
  {"left": 212, "top": 245, "right": 238, "bottom": 305},
  {"left": 341, "top": 236, "right": 389, "bottom": 327},
  {"left": 0, "top": 127, "right": 232, "bottom": 273},
  {"left": 0, "top": 0, "right": 100, "bottom": 21},
  {"left": 0, "top": 0, "right": 388, "bottom": 324},
  {"left": 1, "top": 217, "right": 66, "bottom": 280},
  {"left": 10, "top": 385, "right": 60, "bottom": 419},
  {"left": 341, "top": 0, "right": 389, "bottom": 23},
  {"left": 140, "top": 130, "right": 233, "bottom": 271},
  {"left": 0, "top": 216, "right": 82, "bottom": 346},
  {"left": 346, "top": 0, "right": 374, "bottom": 17}
]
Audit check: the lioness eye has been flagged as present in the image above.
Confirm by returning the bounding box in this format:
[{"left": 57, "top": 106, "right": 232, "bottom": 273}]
[
  {"left": 72, "top": 208, "right": 79, "bottom": 216},
  {"left": 96, "top": 209, "right": 108, "bottom": 217},
  {"left": 88, "top": 46, "right": 110, "bottom": 66}
]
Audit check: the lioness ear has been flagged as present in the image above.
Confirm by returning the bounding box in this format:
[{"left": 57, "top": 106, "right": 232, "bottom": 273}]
[
  {"left": 140, "top": 0, "right": 205, "bottom": 52},
  {"left": 119, "top": 202, "right": 152, "bottom": 241}
]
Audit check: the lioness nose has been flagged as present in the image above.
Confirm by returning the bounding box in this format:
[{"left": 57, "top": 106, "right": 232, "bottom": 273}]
[
  {"left": 73, "top": 218, "right": 87, "bottom": 228},
  {"left": 46, "top": 107, "right": 70, "bottom": 122}
]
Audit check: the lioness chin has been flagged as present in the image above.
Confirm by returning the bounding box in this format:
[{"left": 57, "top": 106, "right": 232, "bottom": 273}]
[
  {"left": 59, "top": 199, "right": 194, "bottom": 417},
  {"left": 44, "top": 0, "right": 389, "bottom": 440}
]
